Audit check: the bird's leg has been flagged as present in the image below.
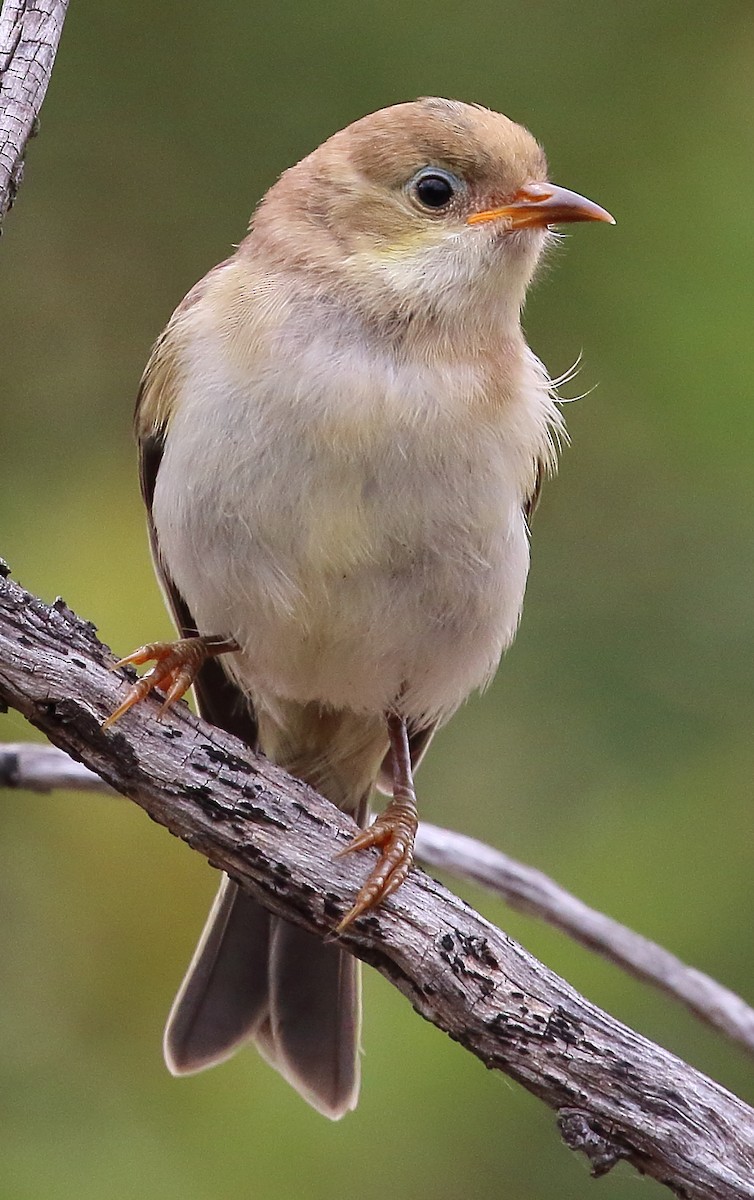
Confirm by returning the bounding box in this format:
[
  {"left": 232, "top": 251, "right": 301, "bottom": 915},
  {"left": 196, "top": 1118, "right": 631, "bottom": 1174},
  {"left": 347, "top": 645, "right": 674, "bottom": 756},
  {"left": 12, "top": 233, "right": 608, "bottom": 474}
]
[
  {"left": 102, "top": 635, "right": 239, "bottom": 729},
  {"left": 335, "top": 711, "right": 418, "bottom": 932}
]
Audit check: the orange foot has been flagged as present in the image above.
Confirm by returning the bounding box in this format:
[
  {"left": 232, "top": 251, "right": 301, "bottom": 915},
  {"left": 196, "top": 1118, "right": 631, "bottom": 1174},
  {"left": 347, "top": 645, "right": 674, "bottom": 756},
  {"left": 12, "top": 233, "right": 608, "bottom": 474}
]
[
  {"left": 102, "top": 635, "right": 238, "bottom": 730},
  {"left": 335, "top": 712, "right": 419, "bottom": 933}
]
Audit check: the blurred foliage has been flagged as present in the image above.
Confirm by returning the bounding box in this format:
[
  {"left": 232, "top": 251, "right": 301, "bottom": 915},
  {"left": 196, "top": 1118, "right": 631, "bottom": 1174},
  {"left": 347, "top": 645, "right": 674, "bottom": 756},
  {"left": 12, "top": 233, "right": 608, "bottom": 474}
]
[{"left": 2, "top": 1, "right": 753, "bottom": 1197}]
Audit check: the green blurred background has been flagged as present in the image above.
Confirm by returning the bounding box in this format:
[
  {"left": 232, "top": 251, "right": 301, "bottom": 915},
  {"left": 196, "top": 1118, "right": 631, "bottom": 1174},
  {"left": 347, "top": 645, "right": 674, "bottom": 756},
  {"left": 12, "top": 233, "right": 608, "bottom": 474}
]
[{"left": 2, "top": 1, "right": 753, "bottom": 1196}]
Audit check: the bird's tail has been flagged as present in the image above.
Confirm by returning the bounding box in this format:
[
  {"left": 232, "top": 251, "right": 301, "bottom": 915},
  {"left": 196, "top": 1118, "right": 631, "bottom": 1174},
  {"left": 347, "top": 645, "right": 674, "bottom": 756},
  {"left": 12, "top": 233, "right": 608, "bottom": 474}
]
[{"left": 163, "top": 703, "right": 386, "bottom": 1119}]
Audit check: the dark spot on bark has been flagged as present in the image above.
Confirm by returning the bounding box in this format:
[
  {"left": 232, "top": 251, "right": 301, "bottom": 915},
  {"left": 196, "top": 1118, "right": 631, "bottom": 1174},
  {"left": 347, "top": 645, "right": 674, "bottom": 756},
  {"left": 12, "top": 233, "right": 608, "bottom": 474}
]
[
  {"left": 0, "top": 559, "right": 10, "bottom": 577},
  {"left": 439, "top": 949, "right": 465, "bottom": 977},
  {"left": 292, "top": 798, "right": 327, "bottom": 826},
  {"left": 658, "top": 1085, "right": 690, "bottom": 1112},
  {"left": 234, "top": 838, "right": 265, "bottom": 861},
  {"left": 183, "top": 783, "right": 212, "bottom": 802},
  {"left": 608, "top": 1058, "right": 641, "bottom": 1086},
  {"left": 542, "top": 1070, "right": 564, "bottom": 1088},
  {"left": 201, "top": 744, "right": 253, "bottom": 774},
  {"left": 240, "top": 780, "right": 262, "bottom": 798},
  {"left": 436, "top": 930, "right": 495, "bottom": 988},
  {"left": 545, "top": 1006, "right": 584, "bottom": 1047},
  {"left": 455, "top": 931, "right": 499, "bottom": 970},
  {"left": 232, "top": 801, "right": 286, "bottom": 829},
  {"left": 558, "top": 1109, "right": 628, "bottom": 1178},
  {"left": 486, "top": 1012, "right": 530, "bottom": 1041},
  {"left": 201, "top": 795, "right": 232, "bottom": 820}
]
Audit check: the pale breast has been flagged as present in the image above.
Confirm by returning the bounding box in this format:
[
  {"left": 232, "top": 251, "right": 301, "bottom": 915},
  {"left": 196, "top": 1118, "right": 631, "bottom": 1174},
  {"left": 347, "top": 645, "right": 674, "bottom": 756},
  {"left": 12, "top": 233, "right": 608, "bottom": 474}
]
[{"left": 152, "top": 294, "right": 557, "bottom": 726}]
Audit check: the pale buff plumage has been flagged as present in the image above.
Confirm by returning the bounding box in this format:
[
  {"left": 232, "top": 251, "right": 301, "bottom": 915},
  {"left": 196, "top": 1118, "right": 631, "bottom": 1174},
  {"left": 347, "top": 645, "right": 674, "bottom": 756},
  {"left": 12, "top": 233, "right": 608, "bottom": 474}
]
[{"left": 124, "top": 98, "right": 612, "bottom": 1117}]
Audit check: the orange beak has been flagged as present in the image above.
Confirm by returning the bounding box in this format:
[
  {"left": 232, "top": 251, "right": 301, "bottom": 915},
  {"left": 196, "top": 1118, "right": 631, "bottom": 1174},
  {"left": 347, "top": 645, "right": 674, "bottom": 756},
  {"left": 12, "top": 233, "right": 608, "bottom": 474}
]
[{"left": 467, "top": 182, "right": 615, "bottom": 229}]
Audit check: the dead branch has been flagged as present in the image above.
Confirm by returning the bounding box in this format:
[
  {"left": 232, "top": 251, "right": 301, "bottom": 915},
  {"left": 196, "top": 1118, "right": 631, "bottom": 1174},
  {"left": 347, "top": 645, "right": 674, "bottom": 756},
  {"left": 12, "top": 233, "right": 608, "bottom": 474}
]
[
  {"left": 4, "top": 739, "right": 754, "bottom": 1063},
  {"left": 0, "top": 0, "right": 69, "bottom": 221},
  {"left": 1, "top": 562, "right": 753, "bottom": 1198}
]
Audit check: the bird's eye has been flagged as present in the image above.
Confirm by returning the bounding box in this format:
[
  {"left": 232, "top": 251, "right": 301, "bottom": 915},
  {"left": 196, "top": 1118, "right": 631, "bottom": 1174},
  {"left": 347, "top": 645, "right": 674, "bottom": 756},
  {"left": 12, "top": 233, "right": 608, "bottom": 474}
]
[{"left": 410, "top": 168, "right": 458, "bottom": 211}]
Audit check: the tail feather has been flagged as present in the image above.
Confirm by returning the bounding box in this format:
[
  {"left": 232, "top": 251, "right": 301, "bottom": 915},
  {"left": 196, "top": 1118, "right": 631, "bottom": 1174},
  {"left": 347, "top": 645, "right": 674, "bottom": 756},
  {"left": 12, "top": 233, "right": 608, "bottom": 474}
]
[
  {"left": 267, "top": 919, "right": 361, "bottom": 1119},
  {"left": 164, "top": 877, "right": 271, "bottom": 1075},
  {"left": 164, "top": 878, "right": 362, "bottom": 1118},
  {"left": 164, "top": 700, "right": 385, "bottom": 1115}
]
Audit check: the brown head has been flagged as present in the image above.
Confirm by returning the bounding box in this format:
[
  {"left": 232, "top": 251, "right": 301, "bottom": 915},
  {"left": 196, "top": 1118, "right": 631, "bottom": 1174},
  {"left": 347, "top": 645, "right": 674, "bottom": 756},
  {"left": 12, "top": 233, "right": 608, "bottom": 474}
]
[{"left": 247, "top": 99, "right": 613, "bottom": 330}]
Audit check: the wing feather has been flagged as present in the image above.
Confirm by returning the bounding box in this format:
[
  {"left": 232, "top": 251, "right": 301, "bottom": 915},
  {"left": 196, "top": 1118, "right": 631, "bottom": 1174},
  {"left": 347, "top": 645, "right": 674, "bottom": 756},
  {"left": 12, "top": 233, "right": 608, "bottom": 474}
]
[{"left": 135, "top": 354, "right": 258, "bottom": 749}]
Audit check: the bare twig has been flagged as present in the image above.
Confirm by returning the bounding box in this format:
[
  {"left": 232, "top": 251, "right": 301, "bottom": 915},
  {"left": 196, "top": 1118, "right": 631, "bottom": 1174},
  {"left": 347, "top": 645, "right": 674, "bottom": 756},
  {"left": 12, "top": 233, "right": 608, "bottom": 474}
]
[
  {"left": 0, "top": 0, "right": 69, "bottom": 221},
  {"left": 0, "top": 741, "right": 121, "bottom": 792},
  {"left": 1, "top": 564, "right": 753, "bottom": 1198},
  {"left": 415, "top": 824, "right": 754, "bottom": 1055},
  {"left": 5, "top": 738, "right": 754, "bottom": 1063}
]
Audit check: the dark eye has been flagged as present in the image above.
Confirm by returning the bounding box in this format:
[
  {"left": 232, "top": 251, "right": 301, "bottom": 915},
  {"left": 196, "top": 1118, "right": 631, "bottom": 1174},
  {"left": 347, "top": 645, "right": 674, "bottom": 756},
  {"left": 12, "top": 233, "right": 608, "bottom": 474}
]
[{"left": 411, "top": 168, "right": 458, "bottom": 211}]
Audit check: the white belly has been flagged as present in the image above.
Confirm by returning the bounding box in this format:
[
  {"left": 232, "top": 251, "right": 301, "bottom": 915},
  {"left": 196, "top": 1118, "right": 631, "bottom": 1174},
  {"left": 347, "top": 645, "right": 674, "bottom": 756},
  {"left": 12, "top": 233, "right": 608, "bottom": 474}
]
[{"left": 152, "top": 326, "right": 545, "bottom": 726}]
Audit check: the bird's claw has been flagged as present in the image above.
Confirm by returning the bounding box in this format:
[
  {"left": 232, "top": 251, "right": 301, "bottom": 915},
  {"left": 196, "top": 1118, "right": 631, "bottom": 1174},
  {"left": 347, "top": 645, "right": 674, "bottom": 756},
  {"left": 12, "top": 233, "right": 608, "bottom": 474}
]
[
  {"left": 334, "top": 806, "right": 418, "bottom": 933},
  {"left": 102, "top": 635, "right": 237, "bottom": 729}
]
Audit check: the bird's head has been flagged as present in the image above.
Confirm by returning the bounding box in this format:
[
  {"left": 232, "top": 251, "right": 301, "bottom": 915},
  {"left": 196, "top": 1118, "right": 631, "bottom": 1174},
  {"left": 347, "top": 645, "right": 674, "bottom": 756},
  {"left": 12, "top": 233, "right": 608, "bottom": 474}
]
[{"left": 250, "top": 98, "right": 613, "bottom": 337}]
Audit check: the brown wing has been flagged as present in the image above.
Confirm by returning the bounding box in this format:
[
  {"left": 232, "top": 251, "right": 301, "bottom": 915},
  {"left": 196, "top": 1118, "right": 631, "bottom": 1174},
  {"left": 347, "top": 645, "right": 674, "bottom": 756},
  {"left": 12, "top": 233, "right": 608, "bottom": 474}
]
[
  {"left": 524, "top": 457, "right": 545, "bottom": 526},
  {"left": 137, "top": 423, "right": 259, "bottom": 749}
]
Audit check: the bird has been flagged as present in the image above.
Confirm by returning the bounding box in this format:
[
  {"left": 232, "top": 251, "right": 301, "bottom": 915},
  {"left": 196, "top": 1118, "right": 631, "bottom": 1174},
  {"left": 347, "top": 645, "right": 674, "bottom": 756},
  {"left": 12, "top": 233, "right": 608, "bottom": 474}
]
[{"left": 103, "top": 97, "right": 613, "bottom": 1119}]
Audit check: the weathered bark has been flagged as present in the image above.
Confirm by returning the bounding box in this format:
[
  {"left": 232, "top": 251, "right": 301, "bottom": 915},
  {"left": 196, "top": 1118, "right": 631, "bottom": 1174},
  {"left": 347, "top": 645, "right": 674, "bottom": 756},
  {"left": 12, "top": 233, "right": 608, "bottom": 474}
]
[
  {"left": 0, "top": 0, "right": 69, "bottom": 221},
  {"left": 5, "top": 739, "right": 754, "bottom": 1062},
  {"left": 1, "top": 565, "right": 753, "bottom": 1197}
]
